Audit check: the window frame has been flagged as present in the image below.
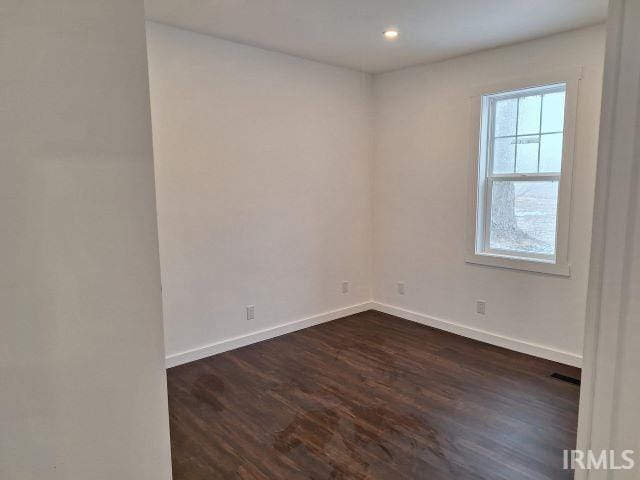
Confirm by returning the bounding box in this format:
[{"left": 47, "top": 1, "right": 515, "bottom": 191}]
[{"left": 466, "top": 68, "right": 582, "bottom": 276}]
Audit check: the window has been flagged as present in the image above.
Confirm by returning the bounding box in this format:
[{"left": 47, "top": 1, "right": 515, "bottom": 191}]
[{"left": 467, "top": 70, "right": 580, "bottom": 276}]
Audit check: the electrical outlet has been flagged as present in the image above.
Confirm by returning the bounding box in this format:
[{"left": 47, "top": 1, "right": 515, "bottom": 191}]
[
  {"left": 342, "top": 281, "right": 350, "bottom": 294},
  {"left": 476, "top": 300, "right": 486, "bottom": 315},
  {"left": 397, "top": 282, "right": 406, "bottom": 295},
  {"left": 246, "top": 305, "right": 255, "bottom": 320}
]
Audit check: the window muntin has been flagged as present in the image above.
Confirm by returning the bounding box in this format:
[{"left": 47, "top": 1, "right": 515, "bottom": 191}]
[{"left": 478, "top": 83, "right": 567, "bottom": 262}]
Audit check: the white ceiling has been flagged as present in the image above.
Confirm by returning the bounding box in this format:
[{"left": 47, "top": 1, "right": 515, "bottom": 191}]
[{"left": 144, "top": 0, "right": 608, "bottom": 74}]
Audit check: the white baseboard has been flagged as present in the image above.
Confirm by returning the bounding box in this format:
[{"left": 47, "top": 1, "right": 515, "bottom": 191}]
[
  {"left": 372, "top": 302, "right": 582, "bottom": 367},
  {"left": 165, "top": 302, "right": 374, "bottom": 368},
  {"left": 166, "top": 300, "right": 582, "bottom": 368}
]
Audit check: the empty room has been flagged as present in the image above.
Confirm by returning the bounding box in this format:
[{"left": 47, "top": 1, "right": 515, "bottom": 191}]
[{"left": 4, "top": 1, "right": 640, "bottom": 480}]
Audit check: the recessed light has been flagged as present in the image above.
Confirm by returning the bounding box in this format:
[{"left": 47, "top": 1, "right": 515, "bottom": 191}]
[{"left": 383, "top": 29, "right": 399, "bottom": 40}]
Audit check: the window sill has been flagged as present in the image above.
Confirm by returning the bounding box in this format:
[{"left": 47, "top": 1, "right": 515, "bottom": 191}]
[{"left": 465, "top": 252, "right": 571, "bottom": 276}]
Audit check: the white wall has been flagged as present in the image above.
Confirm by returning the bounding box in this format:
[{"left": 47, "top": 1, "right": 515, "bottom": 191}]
[
  {"left": 372, "top": 25, "right": 605, "bottom": 364},
  {"left": 146, "top": 22, "right": 373, "bottom": 364},
  {"left": 0, "top": 2, "right": 171, "bottom": 479},
  {"left": 577, "top": 1, "right": 640, "bottom": 474},
  {"left": 148, "top": 22, "right": 604, "bottom": 367}
]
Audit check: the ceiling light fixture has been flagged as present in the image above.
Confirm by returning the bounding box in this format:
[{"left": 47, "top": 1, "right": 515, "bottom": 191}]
[{"left": 383, "top": 29, "right": 399, "bottom": 40}]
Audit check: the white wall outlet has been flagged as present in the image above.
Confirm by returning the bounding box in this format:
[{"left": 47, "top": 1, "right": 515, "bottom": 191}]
[
  {"left": 246, "top": 305, "right": 255, "bottom": 320},
  {"left": 397, "top": 282, "right": 406, "bottom": 295},
  {"left": 476, "top": 300, "right": 486, "bottom": 315},
  {"left": 342, "top": 281, "right": 350, "bottom": 294}
]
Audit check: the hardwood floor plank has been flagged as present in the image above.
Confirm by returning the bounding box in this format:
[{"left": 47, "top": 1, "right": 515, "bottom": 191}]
[{"left": 168, "top": 310, "right": 580, "bottom": 479}]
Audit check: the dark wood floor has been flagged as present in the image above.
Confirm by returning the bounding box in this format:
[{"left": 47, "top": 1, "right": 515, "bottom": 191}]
[{"left": 167, "top": 310, "right": 580, "bottom": 480}]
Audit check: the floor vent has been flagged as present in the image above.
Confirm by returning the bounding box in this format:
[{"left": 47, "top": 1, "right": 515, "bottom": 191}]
[{"left": 551, "top": 373, "right": 581, "bottom": 386}]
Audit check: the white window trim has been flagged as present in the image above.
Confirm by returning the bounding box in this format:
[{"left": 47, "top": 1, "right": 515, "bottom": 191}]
[{"left": 465, "top": 67, "right": 583, "bottom": 276}]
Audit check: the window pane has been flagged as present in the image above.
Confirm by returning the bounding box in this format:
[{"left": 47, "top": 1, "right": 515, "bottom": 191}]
[
  {"left": 517, "top": 95, "right": 541, "bottom": 135},
  {"left": 492, "top": 137, "right": 515, "bottom": 173},
  {"left": 494, "top": 98, "right": 517, "bottom": 137},
  {"left": 540, "top": 133, "right": 563, "bottom": 173},
  {"left": 515, "top": 135, "right": 539, "bottom": 173},
  {"left": 489, "top": 180, "right": 559, "bottom": 256},
  {"left": 541, "top": 91, "right": 565, "bottom": 133}
]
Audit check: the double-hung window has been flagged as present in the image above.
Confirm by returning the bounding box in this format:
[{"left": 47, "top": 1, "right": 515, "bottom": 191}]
[{"left": 468, "top": 71, "right": 580, "bottom": 275}]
